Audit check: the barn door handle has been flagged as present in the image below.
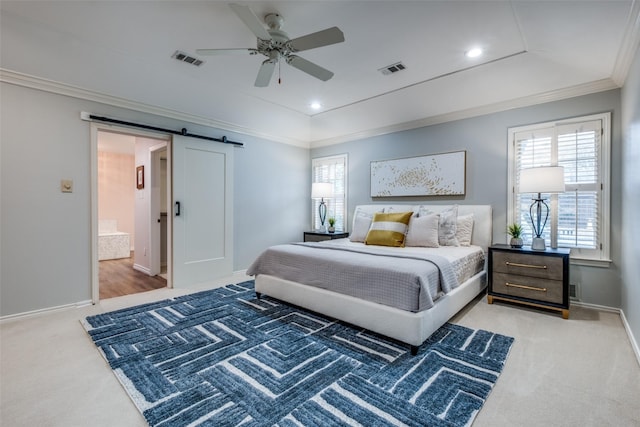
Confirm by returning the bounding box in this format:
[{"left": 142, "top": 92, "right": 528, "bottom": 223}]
[{"left": 175, "top": 201, "right": 181, "bottom": 216}]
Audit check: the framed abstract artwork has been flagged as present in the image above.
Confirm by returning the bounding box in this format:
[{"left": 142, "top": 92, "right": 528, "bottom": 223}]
[{"left": 370, "top": 150, "right": 466, "bottom": 197}]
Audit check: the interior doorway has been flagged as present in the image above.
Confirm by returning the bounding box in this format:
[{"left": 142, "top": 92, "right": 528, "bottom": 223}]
[{"left": 92, "top": 126, "right": 171, "bottom": 301}]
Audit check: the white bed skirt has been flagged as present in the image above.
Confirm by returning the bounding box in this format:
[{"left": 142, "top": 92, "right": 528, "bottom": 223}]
[{"left": 255, "top": 271, "right": 486, "bottom": 348}]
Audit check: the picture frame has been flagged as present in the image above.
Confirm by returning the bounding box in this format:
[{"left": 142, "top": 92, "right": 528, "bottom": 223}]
[
  {"left": 370, "top": 150, "right": 466, "bottom": 197},
  {"left": 136, "top": 165, "right": 144, "bottom": 189}
]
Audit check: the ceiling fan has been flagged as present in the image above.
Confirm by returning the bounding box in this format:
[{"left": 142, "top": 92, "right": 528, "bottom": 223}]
[{"left": 196, "top": 3, "right": 345, "bottom": 87}]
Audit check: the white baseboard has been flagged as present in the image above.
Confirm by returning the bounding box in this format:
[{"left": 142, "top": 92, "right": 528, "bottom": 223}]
[
  {"left": 572, "top": 301, "right": 640, "bottom": 368},
  {"left": 0, "top": 272, "right": 247, "bottom": 321},
  {"left": 0, "top": 300, "right": 93, "bottom": 322},
  {"left": 133, "top": 263, "right": 152, "bottom": 276},
  {"left": 571, "top": 300, "right": 620, "bottom": 313},
  {"left": 232, "top": 269, "right": 250, "bottom": 278},
  {"left": 620, "top": 309, "right": 640, "bottom": 368}
]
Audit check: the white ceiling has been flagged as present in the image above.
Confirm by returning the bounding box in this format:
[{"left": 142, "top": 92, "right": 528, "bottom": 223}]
[{"left": 1, "top": 1, "right": 638, "bottom": 147}]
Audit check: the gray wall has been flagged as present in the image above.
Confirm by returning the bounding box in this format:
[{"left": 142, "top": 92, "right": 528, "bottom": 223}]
[
  {"left": 0, "top": 82, "right": 308, "bottom": 317},
  {"left": 621, "top": 44, "right": 640, "bottom": 353},
  {"left": 1, "top": 76, "right": 633, "bottom": 338},
  {"left": 234, "top": 137, "right": 310, "bottom": 268},
  {"left": 312, "top": 89, "right": 623, "bottom": 309}
]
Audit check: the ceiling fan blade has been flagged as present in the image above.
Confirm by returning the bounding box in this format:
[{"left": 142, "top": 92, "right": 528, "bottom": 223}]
[
  {"left": 196, "top": 48, "right": 256, "bottom": 56},
  {"left": 287, "top": 55, "right": 334, "bottom": 81},
  {"left": 255, "top": 59, "right": 276, "bottom": 87},
  {"left": 229, "top": 3, "right": 271, "bottom": 40},
  {"left": 288, "top": 27, "right": 345, "bottom": 52}
]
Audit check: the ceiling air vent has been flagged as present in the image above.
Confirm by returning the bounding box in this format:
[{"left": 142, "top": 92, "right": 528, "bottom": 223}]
[
  {"left": 172, "top": 50, "right": 204, "bottom": 67},
  {"left": 378, "top": 62, "right": 406, "bottom": 76}
]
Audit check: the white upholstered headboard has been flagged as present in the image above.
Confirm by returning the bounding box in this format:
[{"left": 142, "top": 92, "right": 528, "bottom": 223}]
[{"left": 352, "top": 204, "right": 493, "bottom": 250}]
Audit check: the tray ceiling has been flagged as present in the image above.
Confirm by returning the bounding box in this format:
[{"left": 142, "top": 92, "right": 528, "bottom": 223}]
[{"left": 1, "top": 1, "right": 638, "bottom": 147}]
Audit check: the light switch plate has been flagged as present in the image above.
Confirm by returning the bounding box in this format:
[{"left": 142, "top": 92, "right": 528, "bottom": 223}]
[{"left": 61, "top": 179, "right": 73, "bottom": 193}]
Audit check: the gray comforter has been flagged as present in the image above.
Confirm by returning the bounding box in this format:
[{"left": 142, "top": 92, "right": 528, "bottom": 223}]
[{"left": 246, "top": 242, "right": 459, "bottom": 312}]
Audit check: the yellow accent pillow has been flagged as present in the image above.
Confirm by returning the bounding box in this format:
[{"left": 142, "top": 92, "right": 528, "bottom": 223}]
[{"left": 365, "top": 211, "right": 413, "bottom": 247}]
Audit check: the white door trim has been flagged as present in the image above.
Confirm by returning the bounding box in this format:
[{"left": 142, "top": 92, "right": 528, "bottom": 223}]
[
  {"left": 149, "top": 142, "right": 172, "bottom": 287},
  {"left": 149, "top": 142, "right": 165, "bottom": 277}
]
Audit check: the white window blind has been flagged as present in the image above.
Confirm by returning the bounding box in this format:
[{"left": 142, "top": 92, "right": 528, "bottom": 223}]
[
  {"left": 312, "top": 154, "right": 347, "bottom": 231},
  {"left": 508, "top": 113, "right": 610, "bottom": 264}
]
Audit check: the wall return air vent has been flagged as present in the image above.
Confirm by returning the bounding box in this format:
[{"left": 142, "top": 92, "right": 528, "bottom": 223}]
[
  {"left": 172, "top": 50, "right": 204, "bottom": 67},
  {"left": 378, "top": 62, "right": 406, "bottom": 76}
]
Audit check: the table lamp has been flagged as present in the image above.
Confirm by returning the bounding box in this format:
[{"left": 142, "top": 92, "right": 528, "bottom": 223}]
[
  {"left": 518, "top": 166, "right": 565, "bottom": 250},
  {"left": 311, "top": 182, "right": 334, "bottom": 231}
]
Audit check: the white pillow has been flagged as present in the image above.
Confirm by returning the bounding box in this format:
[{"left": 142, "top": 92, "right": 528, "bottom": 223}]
[
  {"left": 405, "top": 214, "right": 440, "bottom": 247},
  {"left": 350, "top": 210, "right": 373, "bottom": 242},
  {"left": 456, "top": 213, "right": 474, "bottom": 246},
  {"left": 416, "top": 205, "right": 433, "bottom": 217},
  {"left": 438, "top": 205, "right": 459, "bottom": 246},
  {"left": 382, "top": 206, "right": 416, "bottom": 215}
]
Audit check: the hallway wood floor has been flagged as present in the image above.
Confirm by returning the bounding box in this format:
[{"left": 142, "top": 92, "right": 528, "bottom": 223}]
[{"left": 99, "top": 251, "right": 166, "bottom": 299}]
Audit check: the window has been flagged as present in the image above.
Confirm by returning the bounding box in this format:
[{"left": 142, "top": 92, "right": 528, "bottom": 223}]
[
  {"left": 507, "top": 113, "right": 610, "bottom": 265},
  {"left": 312, "top": 154, "right": 348, "bottom": 231}
]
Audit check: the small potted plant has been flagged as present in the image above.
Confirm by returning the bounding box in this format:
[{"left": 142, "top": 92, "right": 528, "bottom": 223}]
[
  {"left": 327, "top": 217, "right": 336, "bottom": 233},
  {"left": 507, "top": 223, "right": 523, "bottom": 248}
]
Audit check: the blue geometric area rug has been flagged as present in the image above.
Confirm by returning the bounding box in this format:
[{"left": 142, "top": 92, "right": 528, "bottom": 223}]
[{"left": 83, "top": 280, "right": 513, "bottom": 427}]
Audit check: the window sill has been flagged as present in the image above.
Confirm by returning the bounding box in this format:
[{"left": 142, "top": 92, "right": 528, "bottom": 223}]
[{"left": 569, "top": 257, "right": 612, "bottom": 268}]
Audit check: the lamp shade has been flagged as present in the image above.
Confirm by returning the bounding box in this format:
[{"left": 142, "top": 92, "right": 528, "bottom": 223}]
[
  {"left": 311, "top": 182, "right": 334, "bottom": 199},
  {"left": 519, "top": 166, "right": 565, "bottom": 194}
]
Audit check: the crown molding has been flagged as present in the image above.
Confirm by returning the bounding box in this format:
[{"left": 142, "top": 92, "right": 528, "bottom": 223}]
[
  {"left": 612, "top": 0, "right": 640, "bottom": 86},
  {"left": 310, "top": 78, "right": 620, "bottom": 148},
  {"left": 0, "top": 68, "right": 310, "bottom": 149},
  {"left": 1, "top": 69, "right": 621, "bottom": 151}
]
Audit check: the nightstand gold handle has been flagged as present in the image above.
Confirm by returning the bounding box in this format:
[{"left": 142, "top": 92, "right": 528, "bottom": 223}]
[
  {"left": 505, "top": 261, "right": 547, "bottom": 269},
  {"left": 505, "top": 282, "right": 547, "bottom": 292}
]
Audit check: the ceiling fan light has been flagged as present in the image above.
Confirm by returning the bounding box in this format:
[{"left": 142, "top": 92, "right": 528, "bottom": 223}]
[
  {"left": 465, "top": 47, "right": 483, "bottom": 58},
  {"left": 206, "top": 4, "right": 343, "bottom": 87}
]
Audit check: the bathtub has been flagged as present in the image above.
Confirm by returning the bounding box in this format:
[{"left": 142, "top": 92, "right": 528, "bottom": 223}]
[{"left": 98, "top": 220, "right": 130, "bottom": 261}]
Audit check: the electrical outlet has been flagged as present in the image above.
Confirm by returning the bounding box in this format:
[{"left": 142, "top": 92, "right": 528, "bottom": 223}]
[{"left": 60, "top": 179, "right": 73, "bottom": 193}]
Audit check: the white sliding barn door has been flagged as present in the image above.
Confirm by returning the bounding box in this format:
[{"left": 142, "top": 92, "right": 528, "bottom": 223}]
[{"left": 172, "top": 135, "right": 233, "bottom": 288}]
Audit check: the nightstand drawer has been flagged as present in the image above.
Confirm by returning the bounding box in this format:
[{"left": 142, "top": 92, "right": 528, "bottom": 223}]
[
  {"left": 305, "top": 234, "right": 331, "bottom": 242},
  {"left": 488, "top": 245, "right": 570, "bottom": 318},
  {"left": 492, "top": 273, "right": 563, "bottom": 304},
  {"left": 492, "top": 251, "right": 563, "bottom": 281},
  {"left": 303, "top": 231, "right": 349, "bottom": 242}
]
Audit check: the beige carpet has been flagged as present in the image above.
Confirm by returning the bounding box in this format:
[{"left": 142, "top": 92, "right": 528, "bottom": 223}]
[{"left": 1, "top": 275, "right": 639, "bottom": 427}]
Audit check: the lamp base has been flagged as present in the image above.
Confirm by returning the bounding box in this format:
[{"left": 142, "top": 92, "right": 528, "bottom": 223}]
[{"left": 531, "top": 237, "right": 546, "bottom": 251}]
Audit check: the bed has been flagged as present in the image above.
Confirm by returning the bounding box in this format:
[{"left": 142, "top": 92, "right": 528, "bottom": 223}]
[{"left": 247, "top": 204, "right": 492, "bottom": 354}]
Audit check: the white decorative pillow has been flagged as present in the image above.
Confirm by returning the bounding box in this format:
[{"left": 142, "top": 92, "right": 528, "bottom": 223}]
[
  {"left": 416, "top": 205, "right": 434, "bottom": 217},
  {"left": 382, "top": 206, "right": 415, "bottom": 215},
  {"left": 438, "top": 205, "right": 459, "bottom": 246},
  {"left": 405, "top": 214, "right": 440, "bottom": 247},
  {"left": 350, "top": 210, "right": 373, "bottom": 242},
  {"left": 456, "top": 213, "right": 474, "bottom": 246}
]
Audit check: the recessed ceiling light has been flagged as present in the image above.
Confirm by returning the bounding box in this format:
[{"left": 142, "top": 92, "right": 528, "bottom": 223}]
[
  {"left": 465, "top": 47, "right": 483, "bottom": 58},
  {"left": 310, "top": 102, "right": 322, "bottom": 110}
]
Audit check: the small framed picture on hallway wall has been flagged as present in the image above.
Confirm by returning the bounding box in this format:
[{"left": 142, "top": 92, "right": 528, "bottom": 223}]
[{"left": 136, "top": 165, "right": 144, "bottom": 189}]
